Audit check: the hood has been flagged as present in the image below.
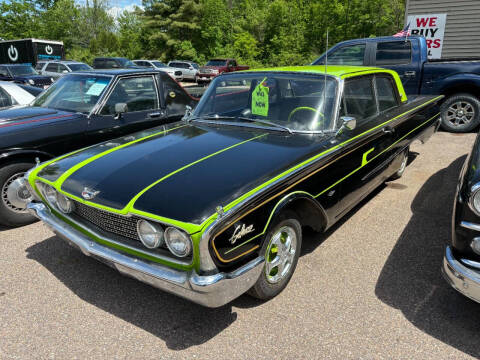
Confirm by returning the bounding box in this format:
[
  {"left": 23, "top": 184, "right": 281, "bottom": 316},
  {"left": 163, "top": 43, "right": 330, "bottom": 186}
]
[
  {"left": 38, "top": 123, "right": 334, "bottom": 224},
  {"left": 0, "top": 107, "right": 76, "bottom": 131}
]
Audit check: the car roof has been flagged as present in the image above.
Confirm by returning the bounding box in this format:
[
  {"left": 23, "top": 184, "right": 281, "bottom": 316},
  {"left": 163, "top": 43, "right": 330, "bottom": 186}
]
[
  {"left": 244, "top": 65, "right": 393, "bottom": 78},
  {"left": 69, "top": 68, "right": 161, "bottom": 76},
  {"left": 94, "top": 57, "right": 129, "bottom": 60},
  {"left": 0, "top": 64, "right": 33, "bottom": 67}
]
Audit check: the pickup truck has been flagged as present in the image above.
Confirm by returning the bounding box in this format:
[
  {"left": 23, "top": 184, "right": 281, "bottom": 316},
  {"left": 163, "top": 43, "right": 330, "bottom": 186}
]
[
  {"left": 312, "top": 36, "right": 480, "bottom": 133},
  {"left": 196, "top": 59, "right": 249, "bottom": 84}
]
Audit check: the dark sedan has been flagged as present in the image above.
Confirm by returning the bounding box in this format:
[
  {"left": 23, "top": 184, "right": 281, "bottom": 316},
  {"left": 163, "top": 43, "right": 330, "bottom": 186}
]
[
  {"left": 0, "top": 69, "right": 197, "bottom": 226},
  {"left": 0, "top": 64, "right": 53, "bottom": 88},
  {"left": 443, "top": 132, "right": 480, "bottom": 302}
]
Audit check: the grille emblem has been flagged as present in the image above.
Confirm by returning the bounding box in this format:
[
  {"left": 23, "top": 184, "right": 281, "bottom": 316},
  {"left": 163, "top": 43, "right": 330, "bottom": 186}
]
[{"left": 81, "top": 187, "right": 100, "bottom": 200}]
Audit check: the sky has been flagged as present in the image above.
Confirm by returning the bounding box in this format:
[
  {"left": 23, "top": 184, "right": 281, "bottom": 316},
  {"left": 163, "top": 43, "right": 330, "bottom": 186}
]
[{"left": 75, "top": 0, "right": 143, "bottom": 18}]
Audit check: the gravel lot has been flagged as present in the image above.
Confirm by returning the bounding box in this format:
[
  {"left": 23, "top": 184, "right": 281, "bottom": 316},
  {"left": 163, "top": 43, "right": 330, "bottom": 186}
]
[{"left": 1, "top": 131, "right": 480, "bottom": 359}]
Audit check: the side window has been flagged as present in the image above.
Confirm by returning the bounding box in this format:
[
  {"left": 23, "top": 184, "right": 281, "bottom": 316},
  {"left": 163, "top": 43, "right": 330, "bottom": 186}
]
[
  {"left": 46, "top": 63, "right": 59, "bottom": 72},
  {"left": 0, "top": 66, "right": 9, "bottom": 77},
  {"left": 375, "top": 76, "right": 398, "bottom": 112},
  {"left": 376, "top": 41, "right": 411, "bottom": 65},
  {"left": 0, "top": 87, "right": 13, "bottom": 107},
  {"left": 57, "top": 64, "right": 68, "bottom": 73},
  {"left": 327, "top": 44, "right": 366, "bottom": 65},
  {"left": 162, "top": 73, "right": 192, "bottom": 116},
  {"left": 104, "top": 59, "right": 118, "bottom": 68},
  {"left": 342, "top": 77, "right": 377, "bottom": 125},
  {"left": 94, "top": 59, "right": 104, "bottom": 68},
  {"left": 101, "top": 76, "right": 159, "bottom": 115}
]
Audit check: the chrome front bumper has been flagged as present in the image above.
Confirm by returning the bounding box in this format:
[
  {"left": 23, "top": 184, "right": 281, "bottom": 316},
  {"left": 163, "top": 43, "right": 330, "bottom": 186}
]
[
  {"left": 28, "top": 202, "right": 264, "bottom": 308},
  {"left": 443, "top": 246, "right": 480, "bottom": 303}
]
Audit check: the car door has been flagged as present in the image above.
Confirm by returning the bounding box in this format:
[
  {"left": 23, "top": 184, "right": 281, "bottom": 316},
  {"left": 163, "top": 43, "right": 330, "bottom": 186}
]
[
  {"left": 333, "top": 75, "right": 398, "bottom": 218},
  {"left": 87, "top": 74, "right": 167, "bottom": 142},
  {"left": 373, "top": 40, "right": 421, "bottom": 95},
  {"left": 43, "top": 63, "right": 59, "bottom": 78}
]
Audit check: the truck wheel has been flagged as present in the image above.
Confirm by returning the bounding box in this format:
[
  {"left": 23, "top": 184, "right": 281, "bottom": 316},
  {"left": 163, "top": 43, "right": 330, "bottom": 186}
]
[
  {"left": 390, "top": 148, "right": 409, "bottom": 180},
  {"left": 0, "top": 163, "right": 37, "bottom": 227},
  {"left": 248, "top": 210, "right": 302, "bottom": 300},
  {"left": 440, "top": 93, "right": 480, "bottom": 133}
]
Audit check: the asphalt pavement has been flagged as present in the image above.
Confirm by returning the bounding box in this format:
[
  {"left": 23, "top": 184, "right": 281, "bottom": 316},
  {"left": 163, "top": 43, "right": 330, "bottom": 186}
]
[{"left": 1, "top": 131, "right": 480, "bottom": 359}]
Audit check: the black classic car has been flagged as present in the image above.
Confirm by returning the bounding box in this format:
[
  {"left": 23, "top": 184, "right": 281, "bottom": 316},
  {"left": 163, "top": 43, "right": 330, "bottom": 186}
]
[
  {"left": 0, "top": 69, "right": 197, "bottom": 227},
  {"left": 443, "top": 133, "right": 480, "bottom": 302},
  {"left": 27, "top": 66, "right": 442, "bottom": 307},
  {"left": 0, "top": 64, "right": 54, "bottom": 88}
]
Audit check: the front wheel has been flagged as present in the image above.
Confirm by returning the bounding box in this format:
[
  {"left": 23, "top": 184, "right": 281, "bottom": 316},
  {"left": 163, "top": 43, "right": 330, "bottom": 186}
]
[
  {"left": 0, "top": 163, "right": 37, "bottom": 227},
  {"left": 440, "top": 93, "right": 480, "bottom": 133},
  {"left": 248, "top": 211, "right": 302, "bottom": 300}
]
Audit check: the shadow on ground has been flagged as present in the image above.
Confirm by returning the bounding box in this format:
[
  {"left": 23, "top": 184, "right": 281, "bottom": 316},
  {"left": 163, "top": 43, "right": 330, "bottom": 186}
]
[
  {"left": 25, "top": 237, "right": 243, "bottom": 350},
  {"left": 376, "top": 155, "right": 480, "bottom": 358}
]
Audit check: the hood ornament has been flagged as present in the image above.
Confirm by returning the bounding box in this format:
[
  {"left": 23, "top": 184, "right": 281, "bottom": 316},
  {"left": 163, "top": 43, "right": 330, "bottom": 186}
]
[{"left": 82, "top": 187, "right": 100, "bottom": 200}]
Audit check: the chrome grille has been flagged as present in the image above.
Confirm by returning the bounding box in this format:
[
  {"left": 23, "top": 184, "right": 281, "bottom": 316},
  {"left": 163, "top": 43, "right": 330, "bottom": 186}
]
[{"left": 73, "top": 201, "right": 140, "bottom": 241}]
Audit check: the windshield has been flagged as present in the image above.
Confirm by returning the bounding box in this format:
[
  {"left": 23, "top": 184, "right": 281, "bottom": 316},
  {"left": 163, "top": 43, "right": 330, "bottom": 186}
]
[
  {"left": 32, "top": 74, "right": 111, "bottom": 113},
  {"left": 206, "top": 60, "right": 227, "bottom": 67},
  {"left": 152, "top": 61, "right": 166, "bottom": 68},
  {"left": 193, "top": 72, "right": 338, "bottom": 132},
  {"left": 68, "top": 63, "right": 92, "bottom": 72},
  {"left": 191, "top": 63, "right": 199, "bottom": 69},
  {"left": 117, "top": 58, "right": 136, "bottom": 67},
  {"left": 9, "top": 65, "right": 38, "bottom": 76}
]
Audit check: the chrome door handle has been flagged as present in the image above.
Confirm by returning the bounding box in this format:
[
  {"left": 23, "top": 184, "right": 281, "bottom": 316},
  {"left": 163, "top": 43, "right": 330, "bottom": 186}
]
[
  {"left": 405, "top": 71, "right": 416, "bottom": 77},
  {"left": 148, "top": 111, "right": 164, "bottom": 118},
  {"left": 382, "top": 126, "right": 395, "bottom": 135}
]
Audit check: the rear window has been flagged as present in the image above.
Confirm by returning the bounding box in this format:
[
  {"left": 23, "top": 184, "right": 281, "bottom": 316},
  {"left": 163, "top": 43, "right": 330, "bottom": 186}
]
[
  {"left": 376, "top": 41, "right": 411, "bottom": 65},
  {"left": 326, "top": 44, "right": 366, "bottom": 66}
]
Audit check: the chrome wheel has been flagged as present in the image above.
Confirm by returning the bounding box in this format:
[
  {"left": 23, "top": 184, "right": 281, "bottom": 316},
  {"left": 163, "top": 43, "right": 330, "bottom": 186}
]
[
  {"left": 1, "top": 172, "right": 32, "bottom": 213},
  {"left": 446, "top": 101, "right": 475, "bottom": 127},
  {"left": 265, "top": 225, "right": 297, "bottom": 284},
  {"left": 398, "top": 151, "right": 408, "bottom": 174}
]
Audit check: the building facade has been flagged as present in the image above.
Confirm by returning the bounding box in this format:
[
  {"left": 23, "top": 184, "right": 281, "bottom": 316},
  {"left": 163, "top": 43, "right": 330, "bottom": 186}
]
[{"left": 405, "top": 0, "right": 480, "bottom": 58}]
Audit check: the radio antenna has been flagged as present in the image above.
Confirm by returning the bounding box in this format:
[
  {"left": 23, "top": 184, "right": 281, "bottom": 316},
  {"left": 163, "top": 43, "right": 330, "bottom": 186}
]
[{"left": 323, "top": 28, "right": 328, "bottom": 123}]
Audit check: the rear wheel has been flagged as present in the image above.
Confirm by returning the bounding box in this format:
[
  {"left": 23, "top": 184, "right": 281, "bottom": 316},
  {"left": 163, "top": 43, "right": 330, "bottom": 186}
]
[
  {"left": 0, "top": 163, "right": 36, "bottom": 227},
  {"left": 248, "top": 211, "right": 302, "bottom": 300},
  {"left": 440, "top": 93, "right": 480, "bottom": 133},
  {"left": 390, "top": 148, "right": 409, "bottom": 180}
]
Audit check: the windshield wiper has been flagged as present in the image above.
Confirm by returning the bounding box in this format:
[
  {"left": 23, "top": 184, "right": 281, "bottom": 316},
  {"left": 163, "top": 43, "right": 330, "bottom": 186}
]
[{"left": 197, "top": 115, "right": 293, "bottom": 134}]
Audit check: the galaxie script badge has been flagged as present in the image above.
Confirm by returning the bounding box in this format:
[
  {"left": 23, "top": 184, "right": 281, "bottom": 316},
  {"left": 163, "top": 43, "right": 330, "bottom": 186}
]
[
  {"left": 81, "top": 187, "right": 100, "bottom": 200},
  {"left": 229, "top": 223, "right": 255, "bottom": 244}
]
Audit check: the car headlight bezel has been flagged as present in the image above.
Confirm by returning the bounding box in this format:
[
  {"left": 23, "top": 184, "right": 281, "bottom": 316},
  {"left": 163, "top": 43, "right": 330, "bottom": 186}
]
[
  {"left": 36, "top": 181, "right": 58, "bottom": 208},
  {"left": 55, "top": 192, "right": 75, "bottom": 214},
  {"left": 469, "top": 183, "right": 480, "bottom": 216},
  {"left": 28, "top": 79, "right": 35, "bottom": 85},
  {"left": 164, "top": 227, "right": 192, "bottom": 258},
  {"left": 137, "top": 219, "right": 165, "bottom": 249}
]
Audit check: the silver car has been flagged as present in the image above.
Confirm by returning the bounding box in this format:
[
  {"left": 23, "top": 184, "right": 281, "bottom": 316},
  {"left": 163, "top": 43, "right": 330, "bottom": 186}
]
[
  {"left": 0, "top": 81, "right": 35, "bottom": 109},
  {"left": 132, "top": 60, "right": 183, "bottom": 81},
  {"left": 167, "top": 60, "right": 199, "bottom": 81},
  {"left": 36, "top": 60, "right": 92, "bottom": 79}
]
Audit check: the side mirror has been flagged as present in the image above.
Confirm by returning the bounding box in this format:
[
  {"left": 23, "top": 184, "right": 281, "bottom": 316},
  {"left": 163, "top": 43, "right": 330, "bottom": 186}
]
[
  {"left": 336, "top": 116, "right": 356, "bottom": 136},
  {"left": 183, "top": 105, "right": 193, "bottom": 120},
  {"left": 189, "top": 66, "right": 194, "bottom": 70},
  {"left": 62, "top": 70, "right": 68, "bottom": 73},
  {"left": 114, "top": 103, "right": 128, "bottom": 119}
]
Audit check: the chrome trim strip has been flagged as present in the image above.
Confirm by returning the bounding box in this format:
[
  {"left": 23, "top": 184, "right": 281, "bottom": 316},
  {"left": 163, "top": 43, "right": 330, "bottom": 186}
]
[
  {"left": 460, "top": 221, "right": 480, "bottom": 232},
  {"left": 54, "top": 204, "right": 192, "bottom": 267},
  {"left": 28, "top": 202, "right": 264, "bottom": 308},
  {"left": 443, "top": 246, "right": 480, "bottom": 304},
  {"left": 460, "top": 257, "right": 480, "bottom": 270}
]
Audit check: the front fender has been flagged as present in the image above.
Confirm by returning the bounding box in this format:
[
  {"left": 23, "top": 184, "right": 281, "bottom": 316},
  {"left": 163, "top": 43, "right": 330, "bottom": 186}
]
[{"left": 0, "top": 149, "right": 54, "bottom": 164}]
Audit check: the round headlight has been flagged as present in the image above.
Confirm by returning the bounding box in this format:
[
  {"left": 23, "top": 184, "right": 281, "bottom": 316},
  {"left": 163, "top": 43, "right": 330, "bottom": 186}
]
[
  {"left": 56, "top": 192, "right": 74, "bottom": 213},
  {"left": 164, "top": 227, "right": 192, "bottom": 257},
  {"left": 28, "top": 79, "right": 35, "bottom": 85},
  {"left": 471, "top": 187, "right": 480, "bottom": 215},
  {"left": 137, "top": 220, "right": 164, "bottom": 249},
  {"left": 36, "top": 182, "right": 57, "bottom": 207}
]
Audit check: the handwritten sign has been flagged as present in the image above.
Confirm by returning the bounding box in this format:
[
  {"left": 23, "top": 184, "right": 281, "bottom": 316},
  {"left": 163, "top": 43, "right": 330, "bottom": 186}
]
[
  {"left": 252, "top": 78, "right": 269, "bottom": 117},
  {"left": 407, "top": 14, "right": 447, "bottom": 59}
]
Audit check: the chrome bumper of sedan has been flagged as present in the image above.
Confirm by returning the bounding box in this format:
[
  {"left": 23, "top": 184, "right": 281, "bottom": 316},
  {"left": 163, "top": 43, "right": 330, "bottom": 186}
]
[
  {"left": 443, "top": 246, "right": 480, "bottom": 303},
  {"left": 27, "top": 202, "right": 264, "bottom": 308}
]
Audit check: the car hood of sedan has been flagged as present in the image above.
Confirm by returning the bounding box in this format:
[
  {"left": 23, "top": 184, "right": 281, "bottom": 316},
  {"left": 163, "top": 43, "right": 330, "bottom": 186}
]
[
  {"left": 0, "top": 107, "right": 76, "bottom": 130},
  {"left": 36, "top": 122, "right": 334, "bottom": 226}
]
